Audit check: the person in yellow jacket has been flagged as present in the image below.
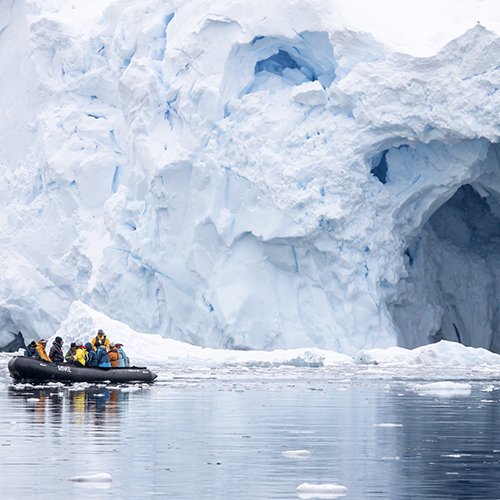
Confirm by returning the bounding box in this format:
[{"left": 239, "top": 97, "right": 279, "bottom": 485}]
[
  {"left": 72, "top": 343, "right": 87, "bottom": 367},
  {"left": 36, "top": 340, "right": 51, "bottom": 362},
  {"left": 91, "top": 329, "right": 110, "bottom": 351}
]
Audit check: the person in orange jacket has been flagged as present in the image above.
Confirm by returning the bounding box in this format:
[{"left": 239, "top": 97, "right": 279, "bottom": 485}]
[
  {"left": 36, "top": 339, "right": 51, "bottom": 362},
  {"left": 108, "top": 343, "right": 120, "bottom": 368}
]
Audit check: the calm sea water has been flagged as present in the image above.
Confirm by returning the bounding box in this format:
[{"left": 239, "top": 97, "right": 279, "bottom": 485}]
[{"left": 2, "top": 365, "right": 500, "bottom": 499}]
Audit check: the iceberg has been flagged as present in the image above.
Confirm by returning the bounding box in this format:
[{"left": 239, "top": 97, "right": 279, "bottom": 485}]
[{"left": 1, "top": 0, "right": 500, "bottom": 355}]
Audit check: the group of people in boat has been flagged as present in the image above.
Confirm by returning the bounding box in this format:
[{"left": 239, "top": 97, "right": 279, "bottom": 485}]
[{"left": 23, "top": 329, "right": 130, "bottom": 368}]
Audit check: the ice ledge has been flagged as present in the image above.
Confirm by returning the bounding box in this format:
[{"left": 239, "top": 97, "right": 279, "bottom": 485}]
[{"left": 291, "top": 81, "right": 327, "bottom": 106}]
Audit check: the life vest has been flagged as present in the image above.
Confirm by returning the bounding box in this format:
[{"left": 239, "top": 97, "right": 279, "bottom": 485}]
[{"left": 92, "top": 334, "right": 110, "bottom": 351}]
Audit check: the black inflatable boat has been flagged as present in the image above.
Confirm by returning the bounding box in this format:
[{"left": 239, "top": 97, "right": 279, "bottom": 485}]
[{"left": 8, "top": 356, "right": 157, "bottom": 383}]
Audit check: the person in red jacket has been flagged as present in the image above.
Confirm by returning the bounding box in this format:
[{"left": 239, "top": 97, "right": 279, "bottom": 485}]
[{"left": 108, "top": 343, "right": 120, "bottom": 368}]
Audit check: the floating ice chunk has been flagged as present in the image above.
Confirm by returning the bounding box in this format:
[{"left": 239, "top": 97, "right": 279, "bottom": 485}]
[
  {"left": 412, "top": 381, "right": 472, "bottom": 397},
  {"left": 296, "top": 483, "right": 347, "bottom": 498},
  {"left": 68, "top": 473, "right": 112, "bottom": 483},
  {"left": 282, "top": 450, "right": 311, "bottom": 458},
  {"left": 482, "top": 385, "right": 496, "bottom": 392},
  {"left": 291, "top": 81, "right": 327, "bottom": 107},
  {"left": 373, "top": 423, "right": 403, "bottom": 428},
  {"left": 355, "top": 341, "right": 500, "bottom": 366},
  {"left": 354, "top": 346, "right": 410, "bottom": 365}
]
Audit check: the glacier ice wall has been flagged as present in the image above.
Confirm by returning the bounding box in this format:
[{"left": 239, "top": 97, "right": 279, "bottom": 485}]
[{"left": 2, "top": 0, "right": 500, "bottom": 354}]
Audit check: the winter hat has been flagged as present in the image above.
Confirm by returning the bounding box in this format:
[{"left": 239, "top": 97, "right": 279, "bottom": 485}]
[
  {"left": 28, "top": 340, "right": 37, "bottom": 348},
  {"left": 70, "top": 342, "right": 76, "bottom": 348},
  {"left": 85, "top": 342, "right": 93, "bottom": 351},
  {"left": 115, "top": 343, "right": 123, "bottom": 348},
  {"left": 109, "top": 343, "right": 115, "bottom": 348},
  {"left": 55, "top": 336, "right": 63, "bottom": 344},
  {"left": 98, "top": 329, "right": 104, "bottom": 334}
]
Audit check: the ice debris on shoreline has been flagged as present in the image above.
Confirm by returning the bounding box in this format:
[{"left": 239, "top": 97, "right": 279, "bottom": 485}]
[{"left": 6, "top": 302, "right": 500, "bottom": 370}]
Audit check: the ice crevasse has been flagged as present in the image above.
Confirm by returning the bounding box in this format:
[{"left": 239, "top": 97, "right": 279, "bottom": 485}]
[{"left": 1, "top": 0, "right": 500, "bottom": 355}]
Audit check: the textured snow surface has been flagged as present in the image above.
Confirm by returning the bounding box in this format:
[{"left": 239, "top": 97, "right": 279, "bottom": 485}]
[{"left": 2, "top": 0, "right": 500, "bottom": 355}]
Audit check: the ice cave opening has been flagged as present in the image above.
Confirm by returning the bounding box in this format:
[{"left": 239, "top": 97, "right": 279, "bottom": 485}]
[
  {"left": 391, "top": 183, "right": 500, "bottom": 353},
  {"left": 247, "top": 48, "right": 323, "bottom": 94}
]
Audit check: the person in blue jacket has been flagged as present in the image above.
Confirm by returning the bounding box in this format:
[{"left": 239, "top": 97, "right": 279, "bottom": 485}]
[
  {"left": 24, "top": 341, "right": 41, "bottom": 359},
  {"left": 116, "top": 343, "right": 130, "bottom": 367},
  {"left": 85, "top": 342, "right": 99, "bottom": 367},
  {"left": 96, "top": 345, "right": 111, "bottom": 368}
]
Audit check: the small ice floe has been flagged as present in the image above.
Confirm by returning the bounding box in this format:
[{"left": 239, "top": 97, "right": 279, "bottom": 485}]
[
  {"left": 282, "top": 450, "right": 312, "bottom": 458},
  {"left": 68, "top": 473, "right": 112, "bottom": 483},
  {"left": 373, "top": 423, "right": 403, "bottom": 428},
  {"left": 296, "top": 483, "right": 347, "bottom": 498},
  {"left": 120, "top": 386, "right": 142, "bottom": 393},
  {"left": 412, "top": 382, "right": 471, "bottom": 397}
]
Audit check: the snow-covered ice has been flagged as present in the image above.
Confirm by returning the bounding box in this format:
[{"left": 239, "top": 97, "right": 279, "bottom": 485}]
[
  {"left": 1, "top": 0, "right": 500, "bottom": 361},
  {"left": 411, "top": 381, "right": 472, "bottom": 397},
  {"left": 3, "top": 301, "right": 500, "bottom": 372},
  {"left": 296, "top": 483, "right": 347, "bottom": 498}
]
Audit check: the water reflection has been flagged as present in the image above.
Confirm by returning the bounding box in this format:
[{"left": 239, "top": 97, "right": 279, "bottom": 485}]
[
  {"left": 3, "top": 376, "right": 500, "bottom": 499},
  {"left": 384, "top": 388, "right": 500, "bottom": 500},
  {"left": 8, "top": 385, "right": 129, "bottom": 429}
]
